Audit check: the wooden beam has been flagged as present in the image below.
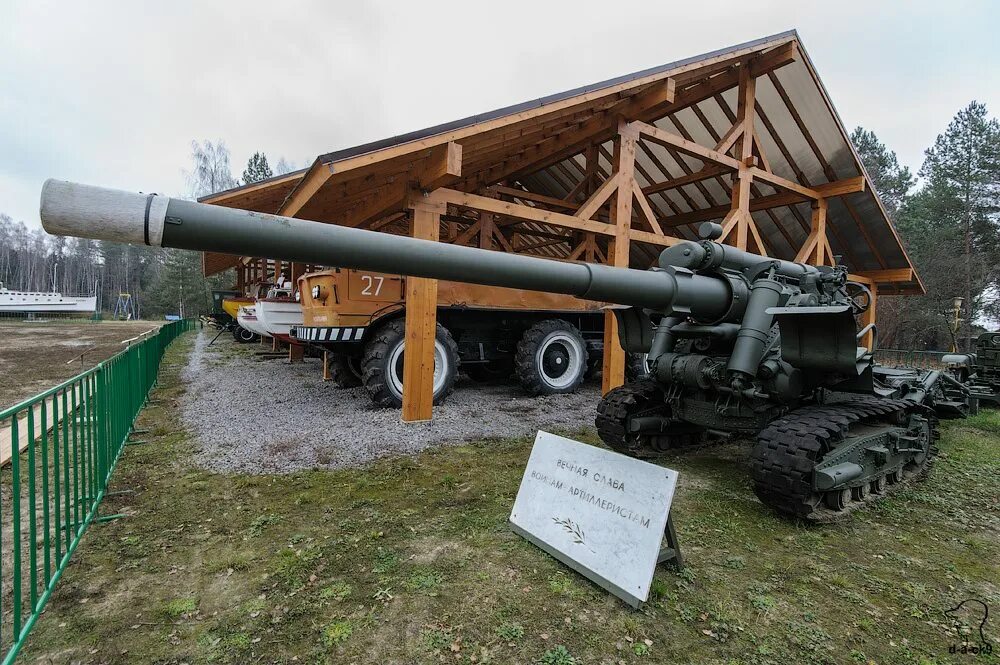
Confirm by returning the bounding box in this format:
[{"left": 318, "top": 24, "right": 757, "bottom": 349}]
[
  {"left": 338, "top": 180, "right": 409, "bottom": 228},
  {"left": 418, "top": 142, "right": 463, "bottom": 190},
  {"left": 632, "top": 120, "right": 741, "bottom": 170},
  {"left": 564, "top": 143, "right": 600, "bottom": 202},
  {"left": 632, "top": 187, "right": 664, "bottom": 235},
  {"left": 661, "top": 177, "right": 869, "bottom": 228},
  {"left": 713, "top": 121, "right": 744, "bottom": 156},
  {"left": 401, "top": 199, "right": 444, "bottom": 422},
  {"left": 576, "top": 173, "right": 620, "bottom": 220},
  {"left": 495, "top": 185, "right": 578, "bottom": 211},
  {"left": 201, "top": 170, "right": 303, "bottom": 204},
  {"left": 277, "top": 161, "right": 333, "bottom": 216},
  {"left": 629, "top": 229, "right": 682, "bottom": 247},
  {"left": 735, "top": 62, "right": 756, "bottom": 163},
  {"left": 515, "top": 236, "right": 572, "bottom": 253},
  {"left": 641, "top": 164, "right": 730, "bottom": 197},
  {"left": 795, "top": 199, "right": 828, "bottom": 263},
  {"left": 748, "top": 166, "right": 820, "bottom": 200},
  {"left": 473, "top": 78, "right": 675, "bottom": 188},
  {"left": 428, "top": 188, "right": 616, "bottom": 236},
  {"left": 603, "top": 126, "right": 637, "bottom": 395},
  {"left": 854, "top": 268, "right": 914, "bottom": 283}
]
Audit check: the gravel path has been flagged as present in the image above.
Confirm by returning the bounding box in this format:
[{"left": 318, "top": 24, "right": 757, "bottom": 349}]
[{"left": 181, "top": 330, "right": 601, "bottom": 474}]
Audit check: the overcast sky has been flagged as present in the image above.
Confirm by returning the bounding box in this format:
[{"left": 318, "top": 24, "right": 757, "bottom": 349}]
[{"left": 2, "top": 0, "right": 998, "bottom": 229}]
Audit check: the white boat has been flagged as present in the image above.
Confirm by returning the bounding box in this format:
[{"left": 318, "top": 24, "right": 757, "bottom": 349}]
[
  {"left": 255, "top": 298, "right": 303, "bottom": 341},
  {"left": 237, "top": 305, "right": 270, "bottom": 338},
  {"left": 0, "top": 283, "right": 97, "bottom": 314}
]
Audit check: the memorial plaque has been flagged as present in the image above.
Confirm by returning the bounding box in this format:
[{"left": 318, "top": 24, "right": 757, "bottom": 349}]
[{"left": 509, "top": 431, "right": 679, "bottom": 607}]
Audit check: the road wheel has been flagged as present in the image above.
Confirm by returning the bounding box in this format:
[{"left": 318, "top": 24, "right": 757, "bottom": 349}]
[
  {"left": 361, "top": 320, "right": 459, "bottom": 408},
  {"left": 232, "top": 325, "right": 259, "bottom": 343},
  {"left": 328, "top": 354, "right": 363, "bottom": 388},
  {"left": 515, "top": 319, "right": 588, "bottom": 395}
]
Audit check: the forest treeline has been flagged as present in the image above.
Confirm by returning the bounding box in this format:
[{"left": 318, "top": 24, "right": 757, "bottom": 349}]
[
  {"left": 1, "top": 103, "right": 998, "bottom": 349},
  {"left": 0, "top": 142, "right": 292, "bottom": 318}
]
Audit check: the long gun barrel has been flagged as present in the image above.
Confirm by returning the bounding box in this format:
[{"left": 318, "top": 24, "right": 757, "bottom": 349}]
[{"left": 40, "top": 179, "right": 743, "bottom": 320}]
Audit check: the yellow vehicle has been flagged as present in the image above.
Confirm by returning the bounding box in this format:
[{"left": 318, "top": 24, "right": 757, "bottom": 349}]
[{"left": 293, "top": 269, "right": 611, "bottom": 407}]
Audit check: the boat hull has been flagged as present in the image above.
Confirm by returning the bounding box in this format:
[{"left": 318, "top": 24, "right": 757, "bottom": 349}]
[
  {"left": 237, "top": 306, "right": 270, "bottom": 338},
  {"left": 222, "top": 297, "right": 254, "bottom": 320},
  {"left": 0, "top": 291, "right": 97, "bottom": 313},
  {"left": 255, "top": 299, "right": 303, "bottom": 341}
]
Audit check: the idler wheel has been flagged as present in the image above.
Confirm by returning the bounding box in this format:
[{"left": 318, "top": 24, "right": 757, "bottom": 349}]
[{"left": 825, "top": 489, "right": 851, "bottom": 511}]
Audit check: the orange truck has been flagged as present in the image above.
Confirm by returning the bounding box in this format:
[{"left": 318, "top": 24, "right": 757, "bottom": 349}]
[{"left": 292, "top": 268, "right": 634, "bottom": 407}]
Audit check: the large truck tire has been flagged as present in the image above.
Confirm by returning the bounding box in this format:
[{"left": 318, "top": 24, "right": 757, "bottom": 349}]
[
  {"left": 232, "top": 325, "right": 259, "bottom": 343},
  {"left": 328, "top": 354, "right": 363, "bottom": 388},
  {"left": 515, "top": 319, "right": 588, "bottom": 395},
  {"left": 361, "top": 320, "right": 460, "bottom": 408}
]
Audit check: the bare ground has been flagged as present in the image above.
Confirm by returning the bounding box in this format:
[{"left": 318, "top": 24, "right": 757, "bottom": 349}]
[{"left": 0, "top": 320, "right": 162, "bottom": 410}]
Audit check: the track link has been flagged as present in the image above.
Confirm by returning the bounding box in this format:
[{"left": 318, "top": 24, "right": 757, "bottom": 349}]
[
  {"left": 750, "top": 398, "right": 938, "bottom": 522},
  {"left": 596, "top": 380, "right": 704, "bottom": 457}
]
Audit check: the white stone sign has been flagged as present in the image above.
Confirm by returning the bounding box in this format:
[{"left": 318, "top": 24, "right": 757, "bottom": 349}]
[{"left": 509, "top": 431, "right": 679, "bottom": 607}]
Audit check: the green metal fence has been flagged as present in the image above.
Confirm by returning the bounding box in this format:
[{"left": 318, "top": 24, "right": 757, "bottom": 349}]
[
  {"left": 0, "top": 319, "right": 195, "bottom": 663},
  {"left": 874, "top": 348, "right": 951, "bottom": 370}
]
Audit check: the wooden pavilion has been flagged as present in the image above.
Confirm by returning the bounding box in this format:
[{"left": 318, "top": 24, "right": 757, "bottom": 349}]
[{"left": 200, "top": 30, "right": 921, "bottom": 422}]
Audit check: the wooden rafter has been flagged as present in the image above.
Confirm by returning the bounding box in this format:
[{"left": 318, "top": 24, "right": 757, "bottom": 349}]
[
  {"left": 641, "top": 164, "right": 730, "bottom": 197},
  {"left": 657, "top": 178, "right": 864, "bottom": 228}
]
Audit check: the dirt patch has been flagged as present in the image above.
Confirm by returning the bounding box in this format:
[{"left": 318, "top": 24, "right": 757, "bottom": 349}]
[{"left": 0, "top": 320, "right": 163, "bottom": 409}]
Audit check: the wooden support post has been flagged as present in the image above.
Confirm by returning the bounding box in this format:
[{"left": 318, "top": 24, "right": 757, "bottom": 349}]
[
  {"left": 479, "top": 212, "right": 495, "bottom": 249},
  {"left": 290, "top": 262, "right": 306, "bottom": 292},
  {"left": 794, "top": 199, "right": 829, "bottom": 264},
  {"left": 862, "top": 284, "right": 878, "bottom": 351},
  {"left": 602, "top": 124, "right": 638, "bottom": 395},
  {"left": 322, "top": 351, "right": 332, "bottom": 381},
  {"left": 288, "top": 343, "right": 304, "bottom": 363},
  {"left": 732, "top": 61, "right": 760, "bottom": 253},
  {"left": 401, "top": 197, "right": 444, "bottom": 422}
]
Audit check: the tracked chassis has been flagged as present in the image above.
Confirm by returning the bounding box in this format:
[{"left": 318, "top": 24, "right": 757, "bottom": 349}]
[{"left": 597, "top": 385, "right": 938, "bottom": 521}]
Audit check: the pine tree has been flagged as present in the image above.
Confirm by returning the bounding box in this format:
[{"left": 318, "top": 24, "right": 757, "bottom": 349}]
[
  {"left": 242, "top": 152, "right": 274, "bottom": 184},
  {"left": 850, "top": 127, "right": 915, "bottom": 216},
  {"left": 912, "top": 102, "right": 1000, "bottom": 341}
]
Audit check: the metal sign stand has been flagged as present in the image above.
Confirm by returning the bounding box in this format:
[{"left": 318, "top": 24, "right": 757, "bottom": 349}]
[{"left": 656, "top": 514, "right": 683, "bottom": 570}]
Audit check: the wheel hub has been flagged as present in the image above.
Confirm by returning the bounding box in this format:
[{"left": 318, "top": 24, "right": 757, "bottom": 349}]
[
  {"left": 535, "top": 332, "right": 583, "bottom": 389},
  {"left": 388, "top": 339, "right": 447, "bottom": 399}
]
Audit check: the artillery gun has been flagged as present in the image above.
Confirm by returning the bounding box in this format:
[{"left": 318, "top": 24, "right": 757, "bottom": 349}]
[
  {"left": 944, "top": 332, "right": 1000, "bottom": 407},
  {"left": 39, "top": 179, "right": 968, "bottom": 521}
]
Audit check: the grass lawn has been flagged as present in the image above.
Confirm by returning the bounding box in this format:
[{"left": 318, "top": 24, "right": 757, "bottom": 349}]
[{"left": 21, "top": 333, "right": 999, "bottom": 664}]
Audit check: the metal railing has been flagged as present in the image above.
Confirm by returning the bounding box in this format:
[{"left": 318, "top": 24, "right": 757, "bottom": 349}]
[
  {"left": 0, "top": 319, "right": 195, "bottom": 663},
  {"left": 874, "top": 348, "right": 951, "bottom": 370}
]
